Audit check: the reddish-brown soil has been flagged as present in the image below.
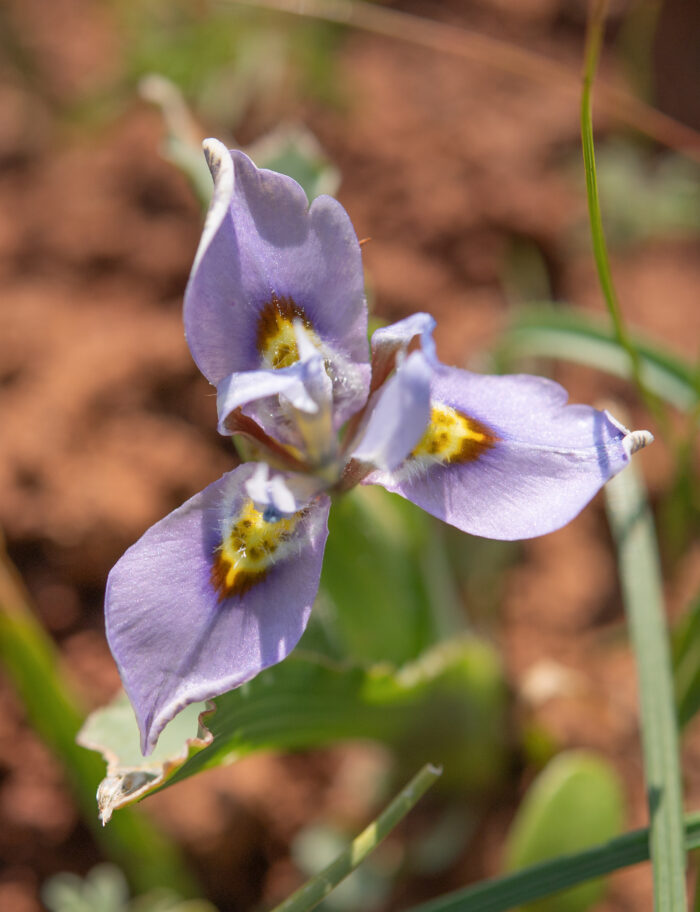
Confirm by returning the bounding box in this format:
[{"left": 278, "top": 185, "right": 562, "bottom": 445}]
[{"left": 1, "top": 2, "right": 698, "bottom": 911}]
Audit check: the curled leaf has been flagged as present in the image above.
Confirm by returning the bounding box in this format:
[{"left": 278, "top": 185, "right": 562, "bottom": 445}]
[{"left": 77, "top": 692, "right": 212, "bottom": 823}]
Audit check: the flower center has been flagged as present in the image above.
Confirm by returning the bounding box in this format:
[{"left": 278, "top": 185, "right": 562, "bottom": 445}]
[
  {"left": 257, "top": 294, "right": 315, "bottom": 369},
  {"left": 411, "top": 402, "right": 496, "bottom": 464},
  {"left": 211, "top": 499, "right": 302, "bottom": 600}
]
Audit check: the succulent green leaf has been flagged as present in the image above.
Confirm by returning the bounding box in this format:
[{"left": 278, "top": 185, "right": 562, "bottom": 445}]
[{"left": 504, "top": 751, "right": 625, "bottom": 912}]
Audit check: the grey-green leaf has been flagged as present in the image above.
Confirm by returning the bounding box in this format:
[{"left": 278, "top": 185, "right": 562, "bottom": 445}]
[{"left": 84, "top": 637, "right": 507, "bottom": 813}]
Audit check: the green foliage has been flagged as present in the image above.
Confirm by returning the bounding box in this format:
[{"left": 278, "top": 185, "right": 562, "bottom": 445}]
[
  {"left": 504, "top": 752, "right": 625, "bottom": 912},
  {"left": 291, "top": 823, "right": 394, "bottom": 912},
  {"left": 43, "top": 865, "right": 131, "bottom": 912},
  {"left": 578, "top": 6, "right": 687, "bottom": 907},
  {"left": 119, "top": 0, "right": 341, "bottom": 122},
  {"left": 0, "top": 547, "right": 198, "bottom": 896},
  {"left": 82, "top": 638, "right": 506, "bottom": 817},
  {"left": 320, "top": 486, "right": 460, "bottom": 665},
  {"left": 272, "top": 765, "right": 441, "bottom": 912},
  {"left": 42, "top": 864, "right": 215, "bottom": 912},
  {"left": 593, "top": 142, "right": 700, "bottom": 247},
  {"left": 172, "top": 637, "right": 506, "bottom": 792}
]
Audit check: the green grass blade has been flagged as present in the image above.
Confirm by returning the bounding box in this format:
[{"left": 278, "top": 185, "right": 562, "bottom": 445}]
[
  {"left": 495, "top": 305, "right": 700, "bottom": 413},
  {"left": 673, "top": 595, "right": 700, "bottom": 730},
  {"left": 605, "top": 463, "right": 687, "bottom": 908},
  {"left": 404, "top": 812, "right": 700, "bottom": 912},
  {"left": 580, "top": 0, "right": 664, "bottom": 428},
  {"left": 271, "top": 764, "right": 441, "bottom": 912},
  {"left": 0, "top": 543, "right": 198, "bottom": 897},
  {"left": 581, "top": 8, "right": 686, "bottom": 899}
]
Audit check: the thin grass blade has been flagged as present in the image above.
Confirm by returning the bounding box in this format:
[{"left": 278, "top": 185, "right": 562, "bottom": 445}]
[
  {"left": 271, "top": 763, "right": 441, "bottom": 912},
  {"left": 605, "top": 461, "right": 687, "bottom": 908},
  {"left": 581, "top": 0, "right": 666, "bottom": 431},
  {"left": 404, "top": 813, "right": 700, "bottom": 912}
]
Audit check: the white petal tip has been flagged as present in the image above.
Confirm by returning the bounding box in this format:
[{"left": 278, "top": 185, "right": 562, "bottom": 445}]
[
  {"left": 202, "top": 137, "right": 229, "bottom": 177},
  {"left": 625, "top": 429, "right": 654, "bottom": 456},
  {"left": 189, "top": 140, "right": 234, "bottom": 274}
]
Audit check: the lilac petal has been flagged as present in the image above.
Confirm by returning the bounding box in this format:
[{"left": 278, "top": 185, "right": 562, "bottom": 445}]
[
  {"left": 184, "top": 140, "right": 369, "bottom": 422},
  {"left": 245, "top": 463, "right": 297, "bottom": 516},
  {"left": 216, "top": 365, "right": 319, "bottom": 433},
  {"left": 371, "top": 312, "right": 438, "bottom": 363},
  {"left": 217, "top": 337, "right": 337, "bottom": 469},
  {"left": 105, "top": 464, "right": 330, "bottom": 754},
  {"left": 350, "top": 351, "right": 433, "bottom": 472},
  {"left": 369, "top": 312, "right": 437, "bottom": 393},
  {"left": 365, "top": 367, "right": 650, "bottom": 540},
  {"left": 245, "top": 463, "right": 324, "bottom": 518}
]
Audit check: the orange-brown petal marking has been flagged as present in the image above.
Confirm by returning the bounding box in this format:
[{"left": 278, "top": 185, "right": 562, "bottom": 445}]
[
  {"left": 411, "top": 403, "right": 497, "bottom": 465},
  {"left": 256, "top": 294, "right": 315, "bottom": 369},
  {"left": 211, "top": 499, "right": 301, "bottom": 601}
]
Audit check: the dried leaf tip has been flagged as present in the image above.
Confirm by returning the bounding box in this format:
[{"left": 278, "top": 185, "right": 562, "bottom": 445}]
[{"left": 626, "top": 429, "right": 654, "bottom": 455}]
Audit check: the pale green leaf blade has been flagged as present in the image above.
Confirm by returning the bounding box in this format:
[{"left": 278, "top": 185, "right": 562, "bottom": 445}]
[
  {"left": 606, "top": 461, "right": 687, "bottom": 908},
  {"left": 673, "top": 595, "right": 700, "bottom": 729},
  {"left": 271, "top": 764, "right": 441, "bottom": 912},
  {"left": 495, "top": 306, "right": 699, "bottom": 413}
]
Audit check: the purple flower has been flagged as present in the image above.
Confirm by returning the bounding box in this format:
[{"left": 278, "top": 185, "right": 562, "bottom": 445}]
[{"left": 106, "top": 140, "right": 652, "bottom": 754}]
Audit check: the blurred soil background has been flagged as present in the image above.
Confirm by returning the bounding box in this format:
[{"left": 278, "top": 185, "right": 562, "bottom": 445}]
[{"left": 0, "top": 1, "right": 699, "bottom": 911}]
